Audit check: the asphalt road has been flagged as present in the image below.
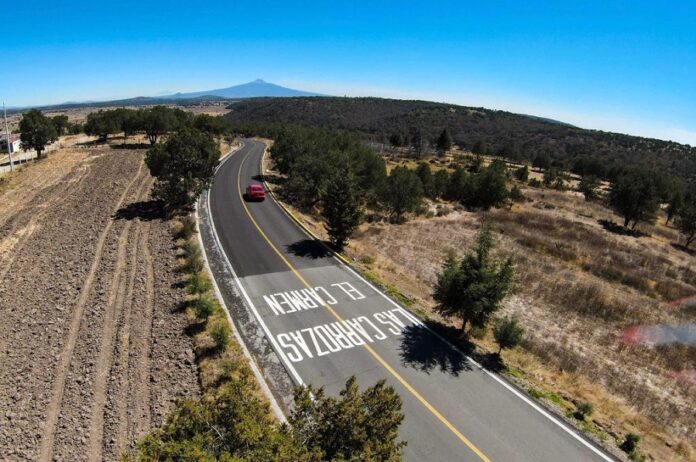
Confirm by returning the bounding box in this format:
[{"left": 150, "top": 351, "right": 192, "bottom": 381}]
[{"left": 208, "top": 139, "right": 614, "bottom": 462}]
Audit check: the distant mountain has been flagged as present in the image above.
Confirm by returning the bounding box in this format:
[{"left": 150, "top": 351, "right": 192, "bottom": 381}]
[{"left": 165, "top": 79, "right": 322, "bottom": 99}]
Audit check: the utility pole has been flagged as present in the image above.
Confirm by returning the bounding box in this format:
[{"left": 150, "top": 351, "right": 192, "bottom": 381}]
[{"left": 3, "top": 102, "right": 13, "bottom": 172}]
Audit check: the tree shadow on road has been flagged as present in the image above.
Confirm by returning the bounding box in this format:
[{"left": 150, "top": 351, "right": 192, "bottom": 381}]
[
  {"left": 286, "top": 239, "right": 333, "bottom": 259},
  {"left": 399, "top": 323, "right": 472, "bottom": 376},
  {"left": 113, "top": 200, "right": 166, "bottom": 221},
  {"left": 400, "top": 319, "right": 509, "bottom": 375}
]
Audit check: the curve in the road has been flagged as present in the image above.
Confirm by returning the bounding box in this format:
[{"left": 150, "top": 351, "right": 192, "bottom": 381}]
[{"left": 207, "top": 139, "right": 616, "bottom": 462}]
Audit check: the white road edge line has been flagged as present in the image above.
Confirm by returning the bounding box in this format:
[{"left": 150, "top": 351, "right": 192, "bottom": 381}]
[
  {"left": 195, "top": 204, "right": 287, "bottom": 423},
  {"left": 205, "top": 143, "right": 305, "bottom": 391},
  {"left": 258, "top": 141, "right": 614, "bottom": 462}
]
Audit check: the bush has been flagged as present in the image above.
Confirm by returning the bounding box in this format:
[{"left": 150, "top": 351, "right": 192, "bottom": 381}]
[
  {"left": 528, "top": 178, "right": 542, "bottom": 188},
  {"left": 183, "top": 252, "right": 204, "bottom": 274},
  {"left": 210, "top": 322, "right": 231, "bottom": 350},
  {"left": 187, "top": 272, "right": 212, "bottom": 298},
  {"left": 493, "top": 316, "right": 524, "bottom": 354},
  {"left": 177, "top": 216, "right": 196, "bottom": 240},
  {"left": 575, "top": 402, "right": 594, "bottom": 420},
  {"left": 193, "top": 297, "right": 217, "bottom": 320},
  {"left": 620, "top": 433, "right": 641, "bottom": 454}
]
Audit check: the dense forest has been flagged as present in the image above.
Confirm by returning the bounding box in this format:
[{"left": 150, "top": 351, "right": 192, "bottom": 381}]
[{"left": 224, "top": 97, "right": 696, "bottom": 183}]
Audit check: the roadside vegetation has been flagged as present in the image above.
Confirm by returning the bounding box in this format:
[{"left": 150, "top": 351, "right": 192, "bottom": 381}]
[{"left": 125, "top": 216, "right": 406, "bottom": 461}]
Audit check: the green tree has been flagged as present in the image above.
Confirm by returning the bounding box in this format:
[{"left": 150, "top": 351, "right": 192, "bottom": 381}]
[
  {"left": 194, "top": 113, "right": 225, "bottom": 137},
  {"left": 468, "top": 160, "right": 509, "bottom": 209},
  {"left": 84, "top": 110, "right": 120, "bottom": 141},
  {"left": 135, "top": 374, "right": 315, "bottom": 461},
  {"left": 432, "top": 169, "right": 450, "bottom": 199},
  {"left": 19, "top": 109, "right": 58, "bottom": 159},
  {"left": 532, "top": 153, "right": 551, "bottom": 170},
  {"left": 472, "top": 140, "right": 486, "bottom": 155},
  {"left": 415, "top": 162, "right": 434, "bottom": 199},
  {"left": 515, "top": 165, "right": 529, "bottom": 182},
  {"left": 50, "top": 115, "right": 70, "bottom": 135},
  {"left": 389, "top": 132, "right": 406, "bottom": 147},
  {"left": 142, "top": 105, "right": 178, "bottom": 144},
  {"left": 444, "top": 167, "right": 470, "bottom": 202},
  {"left": 433, "top": 224, "right": 514, "bottom": 332},
  {"left": 492, "top": 316, "right": 524, "bottom": 354},
  {"left": 410, "top": 130, "right": 423, "bottom": 156},
  {"left": 676, "top": 202, "right": 696, "bottom": 248},
  {"left": 436, "top": 128, "right": 453, "bottom": 153},
  {"left": 322, "top": 169, "right": 363, "bottom": 251},
  {"left": 666, "top": 187, "right": 685, "bottom": 225},
  {"left": 284, "top": 154, "right": 334, "bottom": 210},
  {"left": 291, "top": 376, "right": 405, "bottom": 461},
  {"left": 578, "top": 175, "right": 601, "bottom": 201},
  {"left": 381, "top": 166, "right": 423, "bottom": 221},
  {"left": 609, "top": 168, "right": 659, "bottom": 229},
  {"left": 145, "top": 128, "right": 219, "bottom": 211},
  {"left": 543, "top": 167, "right": 569, "bottom": 190},
  {"left": 120, "top": 109, "right": 143, "bottom": 142},
  {"left": 508, "top": 184, "right": 524, "bottom": 203}
]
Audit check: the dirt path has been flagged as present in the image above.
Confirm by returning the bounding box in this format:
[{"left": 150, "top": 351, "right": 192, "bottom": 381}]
[{"left": 0, "top": 146, "right": 199, "bottom": 461}]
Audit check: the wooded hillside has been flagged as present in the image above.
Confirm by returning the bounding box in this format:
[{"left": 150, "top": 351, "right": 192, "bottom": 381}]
[{"left": 224, "top": 97, "right": 696, "bottom": 183}]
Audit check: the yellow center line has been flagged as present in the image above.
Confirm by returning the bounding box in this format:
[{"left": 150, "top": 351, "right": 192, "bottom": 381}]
[{"left": 236, "top": 149, "right": 491, "bottom": 462}]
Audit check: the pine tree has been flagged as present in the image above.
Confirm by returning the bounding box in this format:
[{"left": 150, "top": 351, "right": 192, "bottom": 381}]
[
  {"left": 322, "top": 170, "right": 363, "bottom": 250},
  {"left": 436, "top": 128, "right": 453, "bottom": 153},
  {"left": 433, "top": 224, "right": 514, "bottom": 332},
  {"left": 493, "top": 316, "right": 524, "bottom": 354}
]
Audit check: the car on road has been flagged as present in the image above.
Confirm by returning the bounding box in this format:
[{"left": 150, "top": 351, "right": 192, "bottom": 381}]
[{"left": 245, "top": 183, "right": 266, "bottom": 201}]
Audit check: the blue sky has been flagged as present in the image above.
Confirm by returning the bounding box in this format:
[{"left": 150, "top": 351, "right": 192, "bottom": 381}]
[{"left": 3, "top": 1, "right": 696, "bottom": 144}]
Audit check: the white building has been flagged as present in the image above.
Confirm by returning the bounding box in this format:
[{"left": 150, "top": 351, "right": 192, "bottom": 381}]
[{"left": 0, "top": 134, "right": 21, "bottom": 154}]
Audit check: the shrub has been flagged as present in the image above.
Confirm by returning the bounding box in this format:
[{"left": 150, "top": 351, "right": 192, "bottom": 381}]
[
  {"left": 187, "top": 271, "right": 212, "bottom": 298},
  {"left": 210, "top": 322, "right": 231, "bottom": 351},
  {"left": 620, "top": 433, "right": 641, "bottom": 453},
  {"left": 182, "top": 239, "right": 199, "bottom": 260},
  {"left": 575, "top": 402, "right": 594, "bottom": 420},
  {"left": 493, "top": 316, "right": 524, "bottom": 354},
  {"left": 193, "top": 297, "right": 217, "bottom": 320},
  {"left": 177, "top": 216, "right": 196, "bottom": 240},
  {"left": 528, "top": 178, "right": 542, "bottom": 188}
]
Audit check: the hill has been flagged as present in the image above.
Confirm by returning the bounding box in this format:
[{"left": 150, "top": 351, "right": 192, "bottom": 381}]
[
  {"left": 224, "top": 96, "right": 696, "bottom": 183},
  {"left": 166, "top": 79, "right": 322, "bottom": 99}
]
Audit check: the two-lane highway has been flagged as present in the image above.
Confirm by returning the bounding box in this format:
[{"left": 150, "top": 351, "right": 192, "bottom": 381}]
[{"left": 206, "top": 139, "right": 614, "bottom": 461}]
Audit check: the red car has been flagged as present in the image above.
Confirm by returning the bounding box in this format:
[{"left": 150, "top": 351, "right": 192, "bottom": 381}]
[{"left": 245, "top": 183, "right": 266, "bottom": 201}]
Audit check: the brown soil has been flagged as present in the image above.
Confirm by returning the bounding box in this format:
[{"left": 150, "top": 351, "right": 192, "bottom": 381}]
[{"left": 0, "top": 144, "right": 199, "bottom": 461}]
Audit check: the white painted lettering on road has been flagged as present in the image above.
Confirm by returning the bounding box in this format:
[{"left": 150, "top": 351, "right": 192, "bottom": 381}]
[
  {"left": 276, "top": 308, "right": 419, "bottom": 362},
  {"left": 263, "top": 286, "right": 338, "bottom": 315},
  {"left": 331, "top": 281, "right": 366, "bottom": 300}
]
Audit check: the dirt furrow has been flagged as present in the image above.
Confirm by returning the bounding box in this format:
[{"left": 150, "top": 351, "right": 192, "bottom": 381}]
[
  {"left": 1, "top": 146, "right": 200, "bottom": 462},
  {"left": 0, "top": 163, "right": 91, "bottom": 280},
  {"left": 38, "top": 161, "right": 146, "bottom": 462},
  {"left": 86, "top": 216, "right": 137, "bottom": 461},
  {"left": 102, "top": 217, "right": 154, "bottom": 459}
]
